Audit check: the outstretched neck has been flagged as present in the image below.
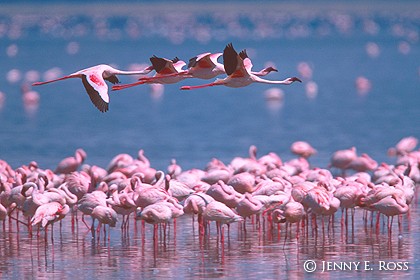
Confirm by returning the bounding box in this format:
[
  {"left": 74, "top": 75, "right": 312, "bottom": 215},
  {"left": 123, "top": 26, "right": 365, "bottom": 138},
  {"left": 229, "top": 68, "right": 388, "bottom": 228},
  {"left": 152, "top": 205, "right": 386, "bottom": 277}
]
[{"left": 252, "top": 76, "right": 302, "bottom": 85}]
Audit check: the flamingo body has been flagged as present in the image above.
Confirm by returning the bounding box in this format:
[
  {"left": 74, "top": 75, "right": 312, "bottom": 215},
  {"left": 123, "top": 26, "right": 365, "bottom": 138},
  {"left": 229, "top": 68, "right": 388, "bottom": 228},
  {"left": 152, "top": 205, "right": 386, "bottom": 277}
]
[
  {"left": 181, "top": 43, "right": 301, "bottom": 90},
  {"left": 33, "top": 64, "right": 150, "bottom": 112}
]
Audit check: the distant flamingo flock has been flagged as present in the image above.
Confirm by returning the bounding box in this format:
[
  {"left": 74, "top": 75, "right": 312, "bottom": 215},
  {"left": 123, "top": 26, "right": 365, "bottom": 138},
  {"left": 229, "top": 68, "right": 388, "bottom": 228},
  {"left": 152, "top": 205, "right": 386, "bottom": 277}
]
[
  {"left": 1, "top": 136, "right": 419, "bottom": 242},
  {"left": 31, "top": 43, "right": 301, "bottom": 112}
]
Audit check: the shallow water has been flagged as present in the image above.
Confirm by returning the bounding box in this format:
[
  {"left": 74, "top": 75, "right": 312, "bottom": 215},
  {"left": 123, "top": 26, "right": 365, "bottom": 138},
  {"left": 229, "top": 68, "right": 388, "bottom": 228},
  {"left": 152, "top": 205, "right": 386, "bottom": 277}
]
[
  {"left": 0, "top": 203, "right": 419, "bottom": 279},
  {"left": 1, "top": 1, "right": 420, "bottom": 279}
]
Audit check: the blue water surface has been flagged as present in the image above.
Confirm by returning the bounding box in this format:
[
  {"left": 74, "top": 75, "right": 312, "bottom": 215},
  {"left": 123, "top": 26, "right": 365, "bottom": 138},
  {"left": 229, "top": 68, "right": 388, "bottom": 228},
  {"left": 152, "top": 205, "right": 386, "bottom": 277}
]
[{"left": 0, "top": 1, "right": 420, "bottom": 279}]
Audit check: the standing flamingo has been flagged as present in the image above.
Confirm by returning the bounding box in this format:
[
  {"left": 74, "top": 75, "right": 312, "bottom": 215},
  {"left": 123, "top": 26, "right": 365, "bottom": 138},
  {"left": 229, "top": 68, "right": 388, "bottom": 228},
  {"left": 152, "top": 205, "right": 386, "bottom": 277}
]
[
  {"left": 388, "top": 136, "right": 418, "bottom": 157},
  {"left": 55, "top": 148, "right": 87, "bottom": 174},
  {"left": 32, "top": 64, "right": 152, "bottom": 112},
  {"left": 180, "top": 43, "right": 301, "bottom": 90},
  {"left": 202, "top": 200, "right": 244, "bottom": 240},
  {"left": 30, "top": 201, "right": 70, "bottom": 240},
  {"left": 290, "top": 141, "right": 317, "bottom": 159},
  {"left": 112, "top": 56, "right": 187, "bottom": 90},
  {"left": 329, "top": 147, "right": 357, "bottom": 175}
]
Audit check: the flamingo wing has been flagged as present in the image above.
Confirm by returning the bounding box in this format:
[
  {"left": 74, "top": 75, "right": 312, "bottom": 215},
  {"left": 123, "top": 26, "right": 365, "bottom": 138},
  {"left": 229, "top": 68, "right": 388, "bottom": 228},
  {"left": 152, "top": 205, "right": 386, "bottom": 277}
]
[
  {"left": 188, "top": 52, "right": 214, "bottom": 69},
  {"left": 223, "top": 43, "right": 239, "bottom": 76},
  {"left": 239, "top": 49, "right": 254, "bottom": 73},
  {"left": 209, "top": 52, "right": 223, "bottom": 66},
  {"left": 81, "top": 74, "right": 109, "bottom": 112},
  {"left": 223, "top": 44, "right": 249, "bottom": 78},
  {"left": 105, "top": 75, "right": 120, "bottom": 84},
  {"left": 150, "top": 56, "right": 178, "bottom": 75},
  {"left": 173, "top": 60, "right": 186, "bottom": 72}
]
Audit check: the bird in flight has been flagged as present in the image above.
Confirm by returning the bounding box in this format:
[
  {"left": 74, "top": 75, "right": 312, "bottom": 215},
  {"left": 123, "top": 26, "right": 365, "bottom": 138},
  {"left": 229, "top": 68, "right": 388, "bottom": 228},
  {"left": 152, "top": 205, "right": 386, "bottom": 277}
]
[
  {"left": 180, "top": 43, "right": 301, "bottom": 90},
  {"left": 32, "top": 64, "right": 152, "bottom": 112},
  {"left": 112, "top": 56, "right": 187, "bottom": 91}
]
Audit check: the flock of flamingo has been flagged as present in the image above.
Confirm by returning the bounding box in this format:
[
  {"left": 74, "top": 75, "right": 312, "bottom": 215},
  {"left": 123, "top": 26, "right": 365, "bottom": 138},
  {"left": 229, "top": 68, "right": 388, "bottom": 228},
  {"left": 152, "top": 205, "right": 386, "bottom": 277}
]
[
  {"left": 32, "top": 43, "right": 301, "bottom": 112},
  {"left": 1, "top": 136, "right": 419, "bottom": 243}
]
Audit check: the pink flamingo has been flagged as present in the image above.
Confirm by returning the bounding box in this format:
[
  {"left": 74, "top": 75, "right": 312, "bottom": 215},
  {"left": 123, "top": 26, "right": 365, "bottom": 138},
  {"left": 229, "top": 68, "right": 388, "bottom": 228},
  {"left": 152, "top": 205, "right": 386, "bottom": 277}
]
[
  {"left": 165, "top": 175, "right": 194, "bottom": 201},
  {"left": 30, "top": 201, "right": 70, "bottom": 240},
  {"left": 64, "top": 171, "right": 92, "bottom": 200},
  {"left": 136, "top": 198, "right": 184, "bottom": 241},
  {"left": 180, "top": 43, "right": 301, "bottom": 90},
  {"left": 329, "top": 147, "right": 357, "bottom": 174},
  {"left": 107, "top": 185, "right": 136, "bottom": 229},
  {"left": 202, "top": 200, "right": 244, "bottom": 240},
  {"left": 167, "top": 159, "right": 182, "bottom": 178},
  {"left": 230, "top": 145, "right": 266, "bottom": 175},
  {"left": 112, "top": 56, "right": 187, "bottom": 90},
  {"left": 0, "top": 202, "right": 6, "bottom": 221},
  {"left": 55, "top": 148, "right": 87, "bottom": 174},
  {"left": 21, "top": 83, "right": 40, "bottom": 112},
  {"left": 272, "top": 201, "right": 305, "bottom": 224},
  {"left": 206, "top": 180, "right": 243, "bottom": 208},
  {"left": 370, "top": 191, "right": 409, "bottom": 233},
  {"left": 253, "top": 176, "right": 290, "bottom": 196},
  {"left": 347, "top": 153, "right": 378, "bottom": 172},
  {"left": 77, "top": 188, "right": 108, "bottom": 230},
  {"left": 388, "top": 136, "right": 418, "bottom": 157},
  {"left": 90, "top": 205, "right": 118, "bottom": 239},
  {"left": 183, "top": 193, "right": 215, "bottom": 235},
  {"left": 132, "top": 172, "right": 170, "bottom": 208},
  {"left": 334, "top": 180, "right": 366, "bottom": 226},
  {"left": 227, "top": 172, "right": 256, "bottom": 194},
  {"left": 236, "top": 193, "right": 264, "bottom": 219},
  {"left": 257, "top": 152, "right": 283, "bottom": 169},
  {"left": 32, "top": 64, "right": 151, "bottom": 112},
  {"left": 107, "top": 153, "right": 134, "bottom": 173},
  {"left": 290, "top": 141, "right": 317, "bottom": 159}
]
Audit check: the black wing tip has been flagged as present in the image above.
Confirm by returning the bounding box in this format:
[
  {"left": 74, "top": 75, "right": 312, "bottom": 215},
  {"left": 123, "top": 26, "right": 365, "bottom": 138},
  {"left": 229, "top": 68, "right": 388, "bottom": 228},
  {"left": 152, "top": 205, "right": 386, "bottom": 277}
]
[
  {"left": 239, "top": 49, "right": 248, "bottom": 59},
  {"left": 172, "top": 57, "right": 180, "bottom": 63},
  {"left": 188, "top": 56, "right": 198, "bottom": 68},
  {"left": 223, "top": 43, "right": 239, "bottom": 76}
]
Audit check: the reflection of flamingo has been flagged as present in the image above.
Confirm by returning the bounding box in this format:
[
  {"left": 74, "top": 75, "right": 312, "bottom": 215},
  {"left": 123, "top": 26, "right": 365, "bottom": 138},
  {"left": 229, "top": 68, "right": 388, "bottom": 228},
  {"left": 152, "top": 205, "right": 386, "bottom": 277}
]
[
  {"left": 180, "top": 43, "right": 301, "bottom": 90},
  {"left": 55, "top": 149, "right": 87, "bottom": 174},
  {"left": 32, "top": 64, "right": 151, "bottom": 112}
]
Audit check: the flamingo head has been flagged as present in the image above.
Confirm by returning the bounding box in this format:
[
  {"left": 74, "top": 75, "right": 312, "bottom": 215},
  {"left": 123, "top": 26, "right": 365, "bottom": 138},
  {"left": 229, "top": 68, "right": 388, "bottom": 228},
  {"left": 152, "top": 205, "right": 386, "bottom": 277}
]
[
  {"left": 288, "top": 77, "right": 302, "bottom": 83},
  {"left": 262, "top": 66, "right": 278, "bottom": 74}
]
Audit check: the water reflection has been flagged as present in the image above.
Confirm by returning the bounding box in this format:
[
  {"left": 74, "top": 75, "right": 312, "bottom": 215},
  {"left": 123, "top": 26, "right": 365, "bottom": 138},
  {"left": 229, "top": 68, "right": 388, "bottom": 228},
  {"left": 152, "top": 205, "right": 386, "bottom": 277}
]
[{"left": 1, "top": 201, "right": 418, "bottom": 279}]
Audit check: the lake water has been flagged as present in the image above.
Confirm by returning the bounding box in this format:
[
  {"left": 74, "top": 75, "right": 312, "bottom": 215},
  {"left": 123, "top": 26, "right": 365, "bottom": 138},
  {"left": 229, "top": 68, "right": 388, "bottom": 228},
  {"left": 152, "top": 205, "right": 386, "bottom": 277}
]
[{"left": 0, "top": 1, "right": 420, "bottom": 279}]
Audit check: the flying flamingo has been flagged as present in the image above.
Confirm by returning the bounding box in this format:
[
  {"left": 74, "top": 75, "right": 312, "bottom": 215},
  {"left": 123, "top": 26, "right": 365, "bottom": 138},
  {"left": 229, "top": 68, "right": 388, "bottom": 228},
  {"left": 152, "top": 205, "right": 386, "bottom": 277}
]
[
  {"left": 32, "top": 64, "right": 152, "bottom": 112},
  {"left": 180, "top": 43, "right": 301, "bottom": 90},
  {"left": 112, "top": 56, "right": 187, "bottom": 91},
  {"left": 187, "top": 52, "right": 278, "bottom": 79}
]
